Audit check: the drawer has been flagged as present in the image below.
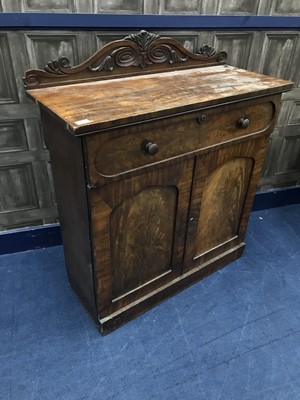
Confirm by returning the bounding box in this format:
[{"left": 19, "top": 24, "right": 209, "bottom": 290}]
[{"left": 86, "top": 96, "right": 278, "bottom": 181}]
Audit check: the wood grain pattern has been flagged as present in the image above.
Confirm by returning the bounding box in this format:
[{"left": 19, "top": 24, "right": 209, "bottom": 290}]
[
  {"left": 26, "top": 65, "right": 293, "bottom": 135},
  {"left": 184, "top": 135, "right": 269, "bottom": 271},
  {"left": 89, "top": 159, "right": 194, "bottom": 316},
  {"left": 22, "top": 31, "right": 293, "bottom": 333},
  {"left": 89, "top": 97, "right": 276, "bottom": 179},
  {"left": 195, "top": 157, "right": 253, "bottom": 255},
  {"left": 111, "top": 186, "right": 177, "bottom": 299}
]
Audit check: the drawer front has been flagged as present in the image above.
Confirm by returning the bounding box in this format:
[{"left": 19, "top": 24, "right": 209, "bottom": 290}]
[{"left": 86, "top": 96, "right": 278, "bottom": 182}]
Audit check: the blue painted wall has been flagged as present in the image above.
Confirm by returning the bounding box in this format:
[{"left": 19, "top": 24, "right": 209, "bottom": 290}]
[{"left": 0, "top": 13, "right": 299, "bottom": 30}]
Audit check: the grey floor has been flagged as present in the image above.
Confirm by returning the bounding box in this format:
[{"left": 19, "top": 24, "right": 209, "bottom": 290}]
[{"left": 1, "top": 204, "right": 300, "bottom": 400}]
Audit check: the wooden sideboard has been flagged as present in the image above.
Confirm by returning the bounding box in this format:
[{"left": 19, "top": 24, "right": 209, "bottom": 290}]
[{"left": 24, "top": 31, "right": 293, "bottom": 334}]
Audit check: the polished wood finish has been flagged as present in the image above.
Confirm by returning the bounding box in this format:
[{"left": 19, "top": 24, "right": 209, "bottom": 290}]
[
  {"left": 196, "top": 157, "right": 253, "bottom": 255},
  {"left": 184, "top": 136, "right": 269, "bottom": 271},
  {"left": 86, "top": 95, "right": 278, "bottom": 183},
  {"left": 24, "top": 31, "right": 293, "bottom": 334},
  {"left": 110, "top": 186, "right": 177, "bottom": 299},
  {"left": 26, "top": 66, "right": 292, "bottom": 135},
  {"left": 89, "top": 159, "right": 194, "bottom": 317}
]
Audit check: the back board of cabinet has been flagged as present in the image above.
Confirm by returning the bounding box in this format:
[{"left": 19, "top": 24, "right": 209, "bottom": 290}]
[{"left": 24, "top": 31, "right": 293, "bottom": 334}]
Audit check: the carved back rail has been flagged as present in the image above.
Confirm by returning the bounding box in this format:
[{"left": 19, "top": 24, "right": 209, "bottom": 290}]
[{"left": 24, "top": 30, "right": 227, "bottom": 89}]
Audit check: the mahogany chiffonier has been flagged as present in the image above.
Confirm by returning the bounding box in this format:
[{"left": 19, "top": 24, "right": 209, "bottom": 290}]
[{"left": 24, "top": 31, "right": 293, "bottom": 334}]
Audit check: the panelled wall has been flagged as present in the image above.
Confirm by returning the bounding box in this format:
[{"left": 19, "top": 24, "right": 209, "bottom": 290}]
[{"left": 0, "top": 0, "right": 299, "bottom": 230}]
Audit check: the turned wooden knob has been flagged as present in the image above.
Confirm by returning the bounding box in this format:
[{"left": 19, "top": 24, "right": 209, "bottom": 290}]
[
  {"left": 144, "top": 141, "right": 158, "bottom": 155},
  {"left": 238, "top": 117, "right": 250, "bottom": 129}
]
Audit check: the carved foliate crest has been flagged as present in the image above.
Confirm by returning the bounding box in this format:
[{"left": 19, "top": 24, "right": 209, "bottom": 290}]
[
  {"left": 88, "top": 30, "right": 187, "bottom": 72},
  {"left": 24, "top": 30, "right": 227, "bottom": 89},
  {"left": 125, "top": 30, "right": 160, "bottom": 51}
]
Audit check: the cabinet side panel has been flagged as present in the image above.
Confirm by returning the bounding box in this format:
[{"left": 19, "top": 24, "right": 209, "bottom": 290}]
[
  {"left": 40, "top": 109, "right": 96, "bottom": 317},
  {"left": 196, "top": 157, "right": 253, "bottom": 256}
]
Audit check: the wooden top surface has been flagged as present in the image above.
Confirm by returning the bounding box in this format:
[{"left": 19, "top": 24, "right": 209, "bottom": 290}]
[{"left": 27, "top": 65, "right": 293, "bottom": 135}]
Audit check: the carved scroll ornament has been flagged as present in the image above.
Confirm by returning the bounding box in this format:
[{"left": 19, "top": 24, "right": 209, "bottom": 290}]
[{"left": 24, "top": 30, "right": 227, "bottom": 89}]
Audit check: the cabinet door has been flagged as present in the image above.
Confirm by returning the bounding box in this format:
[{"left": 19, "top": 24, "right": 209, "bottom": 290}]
[
  {"left": 89, "top": 159, "right": 194, "bottom": 317},
  {"left": 184, "top": 136, "right": 268, "bottom": 271}
]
